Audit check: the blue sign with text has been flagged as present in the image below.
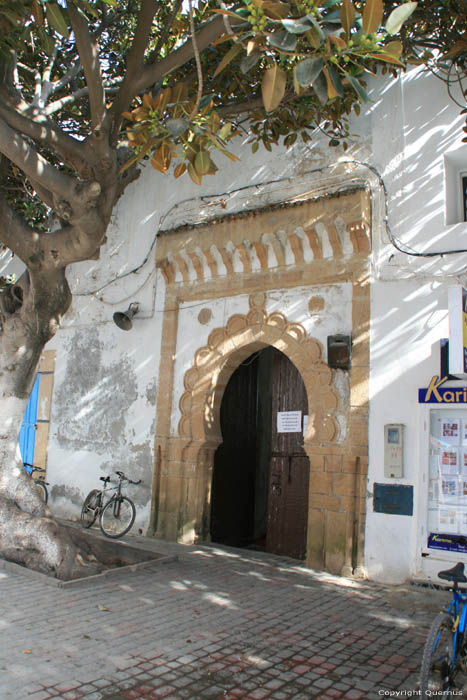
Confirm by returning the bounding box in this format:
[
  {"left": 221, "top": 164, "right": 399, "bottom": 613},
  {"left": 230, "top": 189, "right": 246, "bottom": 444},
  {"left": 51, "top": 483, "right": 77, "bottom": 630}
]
[{"left": 419, "top": 376, "right": 467, "bottom": 404}]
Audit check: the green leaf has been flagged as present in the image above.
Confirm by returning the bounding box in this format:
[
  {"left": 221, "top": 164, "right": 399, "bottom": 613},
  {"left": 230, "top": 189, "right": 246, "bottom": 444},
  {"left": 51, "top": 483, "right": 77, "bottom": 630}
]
[
  {"left": 76, "top": 1, "right": 99, "bottom": 19},
  {"left": 385, "top": 2, "right": 418, "bottom": 35},
  {"left": 251, "top": 142, "right": 259, "bottom": 154},
  {"left": 305, "top": 26, "right": 323, "bottom": 48},
  {"left": 165, "top": 119, "right": 189, "bottom": 137},
  {"left": 362, "top": 0, "right": 383, "bottom": 35},
  {"left": 240, "top": 52, "right": 261, "bottom": 74},
  {"left": 213, "top": 43, "right": 243, "bottom": 78},
  {"left": 188, "top": 161, "right": 203, "bottom": 185},
  {"left": 261, "top": 64, "right": 287, "bottom": 111},
  {"left": 37, "top": 27, "right": 56, "bottom": 56},
  {"left": 259, "top": 1, "right": 291, "bottom": 20},
  {"left": 344, "top": 72, "right": 369, "bottom": 102},
  {"left": 306, "top": 14, "right": 325, "bottom": 41},
  {"left": 219, "top": 123, "right": 232, "bottom": 140},
  {"left": 281, "top": 17, "right": 313, "bottom": 34},
  {"left": 194, "top": 151, "right": 211, "bottom": 175},
  {"left": 369, "top": 51, "right": 403, "bottom": 66},
  {"left": 199, "top": 94, "right": 216, "bottom": 109},
  {"left": 267, "top": 29, "right": 297, "bottom": 51},
  {"left": 327, "top": 64, "right": 344, "bottom": 97},
  {"left": 340, "top": 0, "right": 355, "bottom": 37},
  {"left": 46, "top": 2, "right": 69, "bottom": 38},
  {"left": 312, "top": 71, "right": 328, "bottom": 105},
  {"left": 384, "top": 40, "right": 403, "bottom": 58},
  {"left": 294, "top": 57, "right": 324, "bottom": 88}
]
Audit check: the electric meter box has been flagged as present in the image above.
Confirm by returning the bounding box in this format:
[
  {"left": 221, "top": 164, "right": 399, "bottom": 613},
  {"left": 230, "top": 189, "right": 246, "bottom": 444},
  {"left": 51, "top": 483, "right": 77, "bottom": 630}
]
[{"left": 384, "top": 424, "right": 404, "bottom": 478}]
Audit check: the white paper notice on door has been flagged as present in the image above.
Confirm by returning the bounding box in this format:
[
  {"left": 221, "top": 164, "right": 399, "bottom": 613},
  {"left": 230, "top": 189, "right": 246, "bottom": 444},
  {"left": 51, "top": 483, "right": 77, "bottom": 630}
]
[{"left": 277, "top": 410, "right": 302, "bottom": 433}]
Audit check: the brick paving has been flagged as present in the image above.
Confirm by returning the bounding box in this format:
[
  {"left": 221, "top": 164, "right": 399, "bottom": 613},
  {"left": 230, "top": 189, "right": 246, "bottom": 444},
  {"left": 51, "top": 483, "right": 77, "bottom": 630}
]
[{"left": 0, "top": 534, "right": 460, "bottom": 699}]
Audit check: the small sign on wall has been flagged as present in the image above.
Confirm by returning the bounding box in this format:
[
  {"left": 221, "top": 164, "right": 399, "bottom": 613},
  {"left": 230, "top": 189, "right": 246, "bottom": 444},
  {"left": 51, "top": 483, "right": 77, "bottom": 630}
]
[
  {"left": 277, "top": 411, "right": 302, "bottom": 433},
  {"left": 448, "top": 286, "right": 467, "bottom": 375}
]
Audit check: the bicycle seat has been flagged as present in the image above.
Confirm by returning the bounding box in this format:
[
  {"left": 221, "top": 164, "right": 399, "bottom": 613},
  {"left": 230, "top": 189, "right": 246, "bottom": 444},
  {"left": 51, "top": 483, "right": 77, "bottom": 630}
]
[
  {"left": 100, "top": 476, "right": 110, "bottom": 483},
  {"left": 437, "top": 562, "right": 467, "bottom": 583}
]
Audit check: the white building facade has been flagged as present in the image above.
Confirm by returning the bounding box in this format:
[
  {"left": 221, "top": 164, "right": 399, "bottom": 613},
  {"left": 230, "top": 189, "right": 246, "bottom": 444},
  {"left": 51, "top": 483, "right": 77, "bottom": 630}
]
[{"left": 15, "top": 65, "right": 467, "bottom": 584}]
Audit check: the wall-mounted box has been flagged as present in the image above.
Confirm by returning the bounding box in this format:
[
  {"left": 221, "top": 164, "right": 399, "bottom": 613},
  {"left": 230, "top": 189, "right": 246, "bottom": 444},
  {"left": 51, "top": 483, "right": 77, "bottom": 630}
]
[
  {"left": 327, "top": 335, "right": 351, "bottom": 370},
  {"left": 384, "top": 424, "right": 404, "bottom": 478}
]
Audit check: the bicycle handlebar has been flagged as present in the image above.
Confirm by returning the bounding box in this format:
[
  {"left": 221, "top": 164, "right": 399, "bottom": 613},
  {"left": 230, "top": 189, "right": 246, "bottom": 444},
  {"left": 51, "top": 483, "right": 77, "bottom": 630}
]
[{"left": 114, "top": 470, "right": 142, "bottom": 485}]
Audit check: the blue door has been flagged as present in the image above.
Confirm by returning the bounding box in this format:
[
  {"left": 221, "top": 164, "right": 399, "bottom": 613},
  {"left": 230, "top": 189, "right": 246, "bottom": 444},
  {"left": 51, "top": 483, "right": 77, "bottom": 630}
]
[{"left": 19, "top": 375, "right": 41, "bottom": 473}]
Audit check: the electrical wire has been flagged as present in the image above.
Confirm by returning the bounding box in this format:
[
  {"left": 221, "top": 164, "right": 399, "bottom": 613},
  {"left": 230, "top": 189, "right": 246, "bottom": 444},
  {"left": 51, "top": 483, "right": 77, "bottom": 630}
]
[
  {"left": 341, "top": 159, "right": 467, "bottom": 259},
  {"left": 76, "top": 151, "right": 467, "bottom": 311}
]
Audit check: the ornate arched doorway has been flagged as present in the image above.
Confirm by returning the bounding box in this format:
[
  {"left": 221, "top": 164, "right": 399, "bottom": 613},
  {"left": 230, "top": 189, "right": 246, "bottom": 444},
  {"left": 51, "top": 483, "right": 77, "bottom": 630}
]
[{"left": 211, "top": 346, "right": 310, "bottom": 559}]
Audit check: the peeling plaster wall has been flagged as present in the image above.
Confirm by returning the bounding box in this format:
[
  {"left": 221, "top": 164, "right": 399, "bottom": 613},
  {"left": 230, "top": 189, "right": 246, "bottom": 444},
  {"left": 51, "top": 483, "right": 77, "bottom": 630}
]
[
  {"left": 37, "top": 65, "right": 467, "bottom": 582},
  {"left": 47, "top": 300, "right": 164, "bottom": 527}
]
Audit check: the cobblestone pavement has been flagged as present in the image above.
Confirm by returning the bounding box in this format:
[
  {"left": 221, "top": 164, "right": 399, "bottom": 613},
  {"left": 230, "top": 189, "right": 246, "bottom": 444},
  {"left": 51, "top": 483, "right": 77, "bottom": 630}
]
[{"left": 0, "top": 532, "right": 461, "bottom": 700}]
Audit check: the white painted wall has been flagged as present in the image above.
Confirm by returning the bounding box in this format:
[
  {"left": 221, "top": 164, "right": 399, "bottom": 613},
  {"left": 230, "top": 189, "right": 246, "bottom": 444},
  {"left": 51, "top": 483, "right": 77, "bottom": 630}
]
[
  {"left": 365, "top": 67, "right": 467, "bottom": 583},
  {"left": 9, "top": 63, "right": 465, "bottom": 581}
]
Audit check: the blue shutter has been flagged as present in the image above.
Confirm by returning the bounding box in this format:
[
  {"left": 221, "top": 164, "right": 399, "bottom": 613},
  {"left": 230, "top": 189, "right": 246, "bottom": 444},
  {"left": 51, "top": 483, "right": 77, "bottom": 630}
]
[{"left": 19, "top": 375, "right": 41, "bottom": 473}]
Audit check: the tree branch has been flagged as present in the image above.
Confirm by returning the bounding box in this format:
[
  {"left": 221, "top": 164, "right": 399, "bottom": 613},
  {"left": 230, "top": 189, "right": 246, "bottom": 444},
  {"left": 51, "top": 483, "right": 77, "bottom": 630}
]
[
  {"left": 108, "top": 0, "right": 157, "bottom": 128},
  {"left": 50, "top": 61, "right": 83, "bottom": 95},
  {"left": 0, "top": 117, "right": 76, "bottom": 203},
  {"left": 0, "top": 101, "right": 86, "bottom": 171},
  {"left": 0, "top": 193, "right": 36, "bottom": 263},
  {"left": 68, "top": 3, "right": 106, "bottom": 132},
  {"left": 134, "top": 14, "right": 244, "bottom": 96}
]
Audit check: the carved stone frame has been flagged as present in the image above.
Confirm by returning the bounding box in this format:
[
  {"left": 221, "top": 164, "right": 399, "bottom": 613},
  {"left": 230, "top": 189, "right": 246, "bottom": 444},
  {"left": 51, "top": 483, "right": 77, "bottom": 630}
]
[{"left": 151, "top": 187, "right": 370, "bottom": 577}]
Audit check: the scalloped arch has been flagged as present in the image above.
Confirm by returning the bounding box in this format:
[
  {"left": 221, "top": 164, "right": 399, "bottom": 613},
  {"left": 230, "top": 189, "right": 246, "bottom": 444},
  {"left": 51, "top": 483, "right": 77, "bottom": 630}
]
[{"left": 177, "top": 295, "right": 339, "bottom": 445}]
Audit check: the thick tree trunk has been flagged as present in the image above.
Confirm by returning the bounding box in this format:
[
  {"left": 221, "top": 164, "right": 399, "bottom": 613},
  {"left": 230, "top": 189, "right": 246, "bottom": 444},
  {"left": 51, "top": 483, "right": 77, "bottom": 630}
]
[{"left": 0, "top": 268, "right": 105, "bottom": 579}]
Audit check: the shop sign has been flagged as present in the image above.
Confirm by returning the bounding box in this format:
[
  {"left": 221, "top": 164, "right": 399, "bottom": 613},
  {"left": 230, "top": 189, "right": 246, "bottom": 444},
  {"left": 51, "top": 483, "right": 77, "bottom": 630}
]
[
  {"left": 418, "top": 376, "right": 467, "bottom": 403},
  {"left": 428, "top": 533, "right": 467, "bottom": 553}
]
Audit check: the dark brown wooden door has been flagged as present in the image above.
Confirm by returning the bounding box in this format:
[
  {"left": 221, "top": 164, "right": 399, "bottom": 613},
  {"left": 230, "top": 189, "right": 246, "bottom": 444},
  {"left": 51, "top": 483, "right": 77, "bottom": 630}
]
[
  {"left": 210, "top": 353, "right": 259, "bottom": 546},
  {"left": 211, "top": 347, "right": 309, "bottom": 559},
  {"left": 266, "top": 350, "right": 310, "bottom": 559}
]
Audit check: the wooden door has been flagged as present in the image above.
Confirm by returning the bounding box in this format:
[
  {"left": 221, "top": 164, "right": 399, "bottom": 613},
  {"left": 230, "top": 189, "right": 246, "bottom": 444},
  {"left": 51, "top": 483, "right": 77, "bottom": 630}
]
[
  {"left": 211, "top": 347, "right": 310, "bottom": 559},
  {"left": 210, "top": 353, "right": 258, "bottom": 546},
  {"left": 266, "top": 350, "right": 310, "bottom": 559}
]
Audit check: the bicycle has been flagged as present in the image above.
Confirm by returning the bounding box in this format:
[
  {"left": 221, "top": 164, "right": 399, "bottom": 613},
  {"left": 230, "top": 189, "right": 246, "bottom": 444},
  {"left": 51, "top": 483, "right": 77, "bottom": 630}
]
[
  {"left": 80, "top": 471, "right": 141, "bottom": 539},
  {"left": 24, "top": 462, "right": 49, "bottom": 504},
  {"left": 419, "top": 561, "right": 467, "bottom": 695}
]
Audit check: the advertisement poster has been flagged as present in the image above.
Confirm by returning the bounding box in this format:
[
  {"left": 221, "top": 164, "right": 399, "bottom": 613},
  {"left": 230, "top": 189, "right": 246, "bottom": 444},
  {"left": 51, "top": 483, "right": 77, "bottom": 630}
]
[
  {"left": 441, "top": 478, "right": 458, "bottom": 499},
  {"left": 439, "top": 508, "right": 458, "bottom": 532},
  {"left": 428, "top": 532, "right": 467, "bottom": 553},
  {"left": 440, "top": 448, "right": 459, "bottom": 475},
  {"left": 441, "top": 419, "right": 461, "bottom": 444}
]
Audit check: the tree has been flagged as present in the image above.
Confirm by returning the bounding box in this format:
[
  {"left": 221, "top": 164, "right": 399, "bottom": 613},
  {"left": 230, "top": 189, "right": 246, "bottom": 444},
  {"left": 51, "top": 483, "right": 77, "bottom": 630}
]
[{"left": 0, "top": 0, "right": 464, "bottom": 579}]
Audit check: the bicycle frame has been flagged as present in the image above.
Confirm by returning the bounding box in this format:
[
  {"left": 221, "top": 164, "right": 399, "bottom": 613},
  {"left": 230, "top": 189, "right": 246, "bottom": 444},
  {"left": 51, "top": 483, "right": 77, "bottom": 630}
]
[
  {"left": 100, "top": 477, "right": 121, "bottom": 505},
  {"left": 444, "top": 585, "right": 467, "bottom": 670}
]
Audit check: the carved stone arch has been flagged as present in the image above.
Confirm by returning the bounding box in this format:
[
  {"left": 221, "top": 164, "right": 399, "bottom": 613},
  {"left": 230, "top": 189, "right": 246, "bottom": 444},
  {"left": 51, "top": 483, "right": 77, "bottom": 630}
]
[{"left": 178, "top": 294, "right": 340, "bottom": 447}]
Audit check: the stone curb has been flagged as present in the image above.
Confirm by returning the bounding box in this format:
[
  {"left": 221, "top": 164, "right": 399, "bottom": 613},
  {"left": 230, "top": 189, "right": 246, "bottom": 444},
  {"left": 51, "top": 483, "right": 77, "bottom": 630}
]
[{"left": 0, "top": 551, "right": 177, "bottom": 588}]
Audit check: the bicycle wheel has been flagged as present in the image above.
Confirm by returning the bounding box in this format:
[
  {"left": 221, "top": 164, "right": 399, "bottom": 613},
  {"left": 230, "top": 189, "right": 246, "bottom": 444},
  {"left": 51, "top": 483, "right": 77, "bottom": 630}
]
[
  {"left": 420, "top": 612, "right": 456, "bottom": 695},
  {"left": 35, "top": 480, "right": 48, "bottom": 504},
  {"left": 80, "top": 489, "right": 101, "bottom": 528},
  {"left": 99, "top": 496, "right": 135, "bottom": 538}
]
